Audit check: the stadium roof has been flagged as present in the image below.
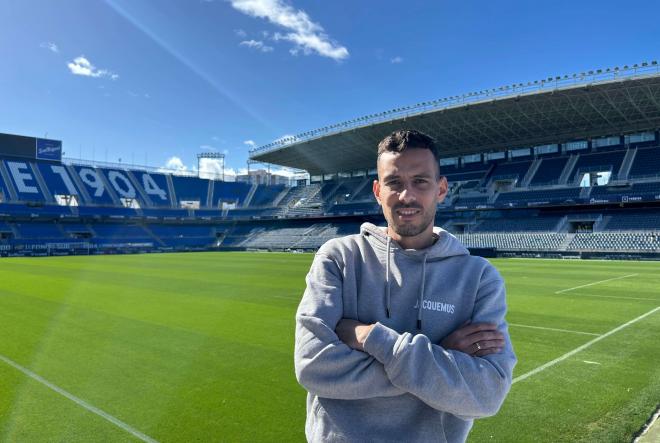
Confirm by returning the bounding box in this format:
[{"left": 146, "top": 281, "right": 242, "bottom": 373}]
[{"left": 250, "top": 63, "right": 660, "bottom": 175}]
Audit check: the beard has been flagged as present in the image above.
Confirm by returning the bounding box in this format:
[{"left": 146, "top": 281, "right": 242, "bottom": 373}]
[{"left": 386, "top": 203, "right": 436, "bottom": 238}]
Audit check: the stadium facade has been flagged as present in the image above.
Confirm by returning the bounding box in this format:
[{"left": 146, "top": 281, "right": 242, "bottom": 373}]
[{"left": 1, "top": 63, "right": 660, "bottom": 259}]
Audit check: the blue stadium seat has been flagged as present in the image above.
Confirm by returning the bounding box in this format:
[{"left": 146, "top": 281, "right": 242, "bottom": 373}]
[
  {"left": 528, "top": 157, "right": 568, "bottom": 186},
  {"left": 37, "top": 162, "right": 82, "bottom": 198},
  {"left": 487, "top": 160, "right": 532, "bottom": 183},
  {"left": 628, "top": 146, "right": 660, "bottom": 179},
  {"left": 212, "top": 181, "right": 252, "bottom": 207},
  {"left": 3, "top": 160, "right": 47, "bottom": 202},
  {"left": 496, "top": 187, "right": 581, "bottom": 206},
  {"left": 97, "top": 168, "right": 147, "bottom": 206},
  {"left": 249, "top": 184, "right": 286, "bottom": 206},
  {"left": 171, "top": 175, "right": 210, "bottom": 207},
  {"left": 568, "top": 150, "right": 626, "bottom": 182},
  {"left": 131, "top": 171, "right": 172, "bottom": 207},
  {"left": 0, "top": 171, "right": 8, "bottom": 202},
  {"left": 71, "top": 165, "right": 116, "bottom": 205}
]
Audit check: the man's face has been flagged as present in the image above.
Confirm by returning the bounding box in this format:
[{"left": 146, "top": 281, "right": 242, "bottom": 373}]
[{"left": 373, "top": 148, "right": 448, "bottom": 248}]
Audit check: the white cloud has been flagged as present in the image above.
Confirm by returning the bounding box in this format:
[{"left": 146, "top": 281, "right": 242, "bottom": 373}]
[
  {"left": 159, "top": 157, "right": 300, "bottom": 183},
  {"left": 163, "top": 156, "right": 189, "bottom": 171},
  {"left": 40, "top": 42, "right": 59, "bottom": 53},
  {"left": 390, "top": 56, "right": 403, "bottom": 64},
  {"left": 270, "top": 167, "right": 298, "bottom": 178},
  {"left": 67, "top": 56, "right": 119, "bottom": 80},
  {"left": 229, "top": 0, "right": 348, "bottom": 61},
  {"left": 234, "top": 28, "right": 247, "bottom": 37},
  {"left": 199, "top": 157, "right": 225, "bottom": 179},
  {"left": 240, "top": 39, "right": 274, "bottom": 52},
  {"left": 243, "top": 140, "right": 256, "bottom": 148},
  {"left": 162, "top": 156, "right": 230, "bottom": 180}
]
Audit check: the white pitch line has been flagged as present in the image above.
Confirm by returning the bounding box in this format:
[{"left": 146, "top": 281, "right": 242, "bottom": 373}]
[
  {"left": 555, "top": 273, "right": 638, "bottom": 294},
  {"left": 509, "top": 323, "right": 599, "bottom": 336},
  {"left": 0, "top": 354, "right": 158, "bottom": 443},
  {"left": 569, "top": 293, "right": 658, "bottom": 302},
  {"left": 513, "top": 305, "right": 660, "bottom": 384}
]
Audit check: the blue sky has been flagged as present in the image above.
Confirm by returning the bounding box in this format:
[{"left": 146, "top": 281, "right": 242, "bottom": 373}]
[{"left": 1, "top": 0, "right": 658, "bottom": 177}]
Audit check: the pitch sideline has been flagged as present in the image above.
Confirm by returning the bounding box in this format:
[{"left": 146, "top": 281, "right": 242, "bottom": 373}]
[
  {"left": 513, "top": 305, "right": 660, "bottom": 384},
  {"left": 0, "top": 354, "right": 158, "bottom": 443},
  {"left": 508, "top": 323, "right": 600, "bottom": 336},
  {"left": 554, "top": 273, "right": 638, "bottom": 294}
]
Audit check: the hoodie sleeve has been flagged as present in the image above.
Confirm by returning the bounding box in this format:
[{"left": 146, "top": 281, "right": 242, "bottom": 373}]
[
  {"left": 295, "top": 251, "right": 405, "bottom": 399},
  {"left": 362, "top": 264, "right": 516, "bottom": 418}
]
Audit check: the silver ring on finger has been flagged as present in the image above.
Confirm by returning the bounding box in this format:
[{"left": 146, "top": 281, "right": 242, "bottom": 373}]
[{"left": 475, "top": 342, "right": 481, "bottom": 351}]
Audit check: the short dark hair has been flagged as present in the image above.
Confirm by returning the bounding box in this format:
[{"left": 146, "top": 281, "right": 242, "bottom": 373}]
[
  {"left": 377, "top": 129, "right": 439, "bottom": 163},
  {"left": 377, "top": 130, "right": 440, "bottom": 177}
]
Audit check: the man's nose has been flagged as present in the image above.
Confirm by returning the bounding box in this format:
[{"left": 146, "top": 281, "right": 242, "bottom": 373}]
[{"left": 398, "top": 187, "right": 416, "bottom": 203}]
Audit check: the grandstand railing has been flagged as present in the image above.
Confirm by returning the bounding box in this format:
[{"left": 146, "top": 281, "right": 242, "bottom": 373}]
[
  {"left": 251, "top": 62, "right": 659, "bottom": 156},
  {"left": 63, "top": 158, "right": 215, "bottom": 179}
]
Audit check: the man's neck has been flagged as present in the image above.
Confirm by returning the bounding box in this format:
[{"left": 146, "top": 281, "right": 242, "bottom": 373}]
[{"left": 387, "top": 227, "right": 436, "bottom": 250}]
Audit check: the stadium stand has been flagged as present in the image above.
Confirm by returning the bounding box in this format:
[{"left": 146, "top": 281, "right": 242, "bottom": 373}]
[
  {"left": 567, "top": 150, "right": 626, "bottom": 183},
  {"left": 457, "top": 233, "right": 567, "bottom": 251},
  {"left": 3, "top": 67, "right": 660, "bottom": 259},
  {"left": 171, "top": 175, "right": 210, "bottom": 207},
  {"left": 528, "top": 157, "right": 568, "bottom": 186},
  {"left": 472, "top": 217, "right": 563, "bottom": 233},
  {"left": 212, "top": 181, "right": 252, "bottom": 207},
  {"left": 628, "top": 146, "right": 660, "bottom": 178},
  {"left": 495, "top": 187, "right": 581, "bottom": 206},
  {"left": 248, "top": 184, "right": 286, "bottom": 207},
  {"left": 69, "top": 165, "right": 116, "bottom": 205},
  {"left": 486, "top": 159, "right": 532, "bottom": 184}
]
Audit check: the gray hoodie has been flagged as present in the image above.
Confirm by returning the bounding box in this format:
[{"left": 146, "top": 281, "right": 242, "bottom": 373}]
[{"left": 295, "top": 223, "right": 516, "bottom": 443}]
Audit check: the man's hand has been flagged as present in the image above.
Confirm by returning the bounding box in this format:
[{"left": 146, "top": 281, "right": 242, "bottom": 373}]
[
  {"left": 336, "top": 319, "right": 375, "bottom": 351},
  {"left": 440, "top": 322, "right": 505, "bottom": 357}
]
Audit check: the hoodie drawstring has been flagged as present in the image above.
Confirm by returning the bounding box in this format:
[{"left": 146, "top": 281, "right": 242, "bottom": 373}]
[
  {"left": 417, "top": 253, "right": 428, "bottom": 330},
  {"left": 385, "top": 237, "right": 428, "bottom": 330},
  {"left": 385, "top": 236, "right": 392, "bottom": 318}
]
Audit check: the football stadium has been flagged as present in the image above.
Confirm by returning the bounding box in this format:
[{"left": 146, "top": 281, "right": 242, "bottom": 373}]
[{"left": 1, "top": 61, "right": 659, "bottom": 442}]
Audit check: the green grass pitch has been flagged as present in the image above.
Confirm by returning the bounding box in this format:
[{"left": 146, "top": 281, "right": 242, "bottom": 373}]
[{"left": 0, "top": 252, "right": 658, "bottom": 442}]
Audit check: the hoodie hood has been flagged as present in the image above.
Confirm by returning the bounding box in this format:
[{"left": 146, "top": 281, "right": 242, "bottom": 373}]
[
  {"left": 359, "top": 222, "right": 470, "bottom": 329},
  {"left": 359, "top": 222, "right": 469, "bottom": 260}
]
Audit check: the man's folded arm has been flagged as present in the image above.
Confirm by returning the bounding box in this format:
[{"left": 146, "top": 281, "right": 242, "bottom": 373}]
[
  {"left": 362, "top": 273, "right": 516, "bottom": 419},
  {"left": 294, "top": 252, "right": 405, "bottom": 400}
]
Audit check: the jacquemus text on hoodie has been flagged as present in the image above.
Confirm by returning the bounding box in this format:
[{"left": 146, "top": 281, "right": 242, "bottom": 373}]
[{"left": 295, "top": 223, "right": 516, "bottom": 443}]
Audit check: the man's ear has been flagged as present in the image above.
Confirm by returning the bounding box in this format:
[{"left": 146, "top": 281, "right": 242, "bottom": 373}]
[
  {"left": 437, "top": 176, "right": 448, "bottom": 203},
  {"left": 373, "top": 179, "right": 382, "bottom": 205}
]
